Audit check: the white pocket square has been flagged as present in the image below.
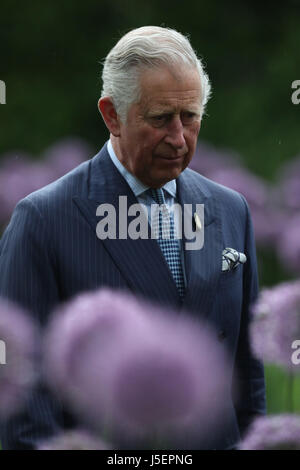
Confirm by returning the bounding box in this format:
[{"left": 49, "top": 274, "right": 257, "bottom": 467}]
[{"left": 222, "top": 247, "right": 247, "bottom": 272}]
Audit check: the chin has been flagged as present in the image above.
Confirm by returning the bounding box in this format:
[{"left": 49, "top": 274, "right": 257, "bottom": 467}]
[{"left": 154, "top": 169, "right": 183, "bottom": 187}]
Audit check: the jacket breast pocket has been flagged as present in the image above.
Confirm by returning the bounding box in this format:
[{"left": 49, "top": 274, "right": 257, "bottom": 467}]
[{"left": 220, "top": 263, "right": 243, "bottom": 288}]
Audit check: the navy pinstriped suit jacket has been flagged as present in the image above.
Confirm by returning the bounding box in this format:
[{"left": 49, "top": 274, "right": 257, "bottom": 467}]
[{"left": 0, "top": 143, "right": 266, "bottom": 449}]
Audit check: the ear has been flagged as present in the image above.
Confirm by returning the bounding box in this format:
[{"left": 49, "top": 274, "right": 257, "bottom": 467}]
[{"left": 98, "top": 97, "right": 121, "bottom": 136}]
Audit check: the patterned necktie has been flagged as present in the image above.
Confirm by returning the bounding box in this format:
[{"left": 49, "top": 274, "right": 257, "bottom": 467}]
[{"left": 150, "top": 188, "right": 185, "bottom": 300}]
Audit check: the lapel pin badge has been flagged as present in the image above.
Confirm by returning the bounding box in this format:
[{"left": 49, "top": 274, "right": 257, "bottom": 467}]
[{"left": 194, "top": 213, "right": 202, "bottom": 231}]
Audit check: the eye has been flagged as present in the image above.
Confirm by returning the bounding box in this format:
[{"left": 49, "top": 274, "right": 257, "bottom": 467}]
[
  {"left": 149, "top": 114, "right": 169, "bottom": 127},
  {"left": 181, "top": 112, "right": 197, "bottom": 123}
]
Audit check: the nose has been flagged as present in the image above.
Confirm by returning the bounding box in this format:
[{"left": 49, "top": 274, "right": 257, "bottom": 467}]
[{"left": 164, "top": 116, "right": 186, "bottom": 149}]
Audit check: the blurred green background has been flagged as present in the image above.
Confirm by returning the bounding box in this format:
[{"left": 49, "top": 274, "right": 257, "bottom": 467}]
[{"left": 1, "top": 0, "right": 300, "bottom": 415}]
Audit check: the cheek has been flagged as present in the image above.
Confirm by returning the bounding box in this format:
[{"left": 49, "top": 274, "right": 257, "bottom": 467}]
[
  {"left": 140, "top": 131, "right": 166, "bottom": 154},
  {"left": 132, "top": 133, "right": 162, "bottom": 169},
  {"left": 144, "top": 127, "right": 165, "bottom": 143},
  {"left": 186, "top": 125, "right": 200, "bottom": 148}
]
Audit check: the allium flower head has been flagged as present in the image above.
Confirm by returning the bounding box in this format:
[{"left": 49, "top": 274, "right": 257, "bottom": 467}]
[
  {"left": 0, "top": 138, "right": 92, "bottom": 228},
  {"left": 209, "top": 167, "right": 268, "bottom": 208},
  {"left": 239, "top": 414, "right": 300, "bottom": 450},
  {"left": 42, "top": 137, "right": 93, "bottom": 179},
  {"left": 208, "top": 166, "right": 281, "bottom": 246},
  {"left": 250, "top": 280, "right": 300, "bottom": 372},
  {"left": 276, "top": 214, "right": 300, "bottom": 274},
  {"left": 44, "top": 289, "right": 149, "bottom": 397},
  {"left": 44, "top": 289, "right": 230, "bottom": 448},
  {"left": 191, "top": 149, "right": 280, "bottom": 247},
  {"left": 277, "top": 155, "right": 300, "bottom": 211},
  {"left": 0, "top": 154, "right": 55, "bottom": 227},
  {"left": 38, "top": 429, "right": 112, "bottom": 450},
  {"left": 189, "top": 141, "right": 238, "bottom": 177},
  {"left": 0, "top": 299, "right": 38, "bottom": 418}
]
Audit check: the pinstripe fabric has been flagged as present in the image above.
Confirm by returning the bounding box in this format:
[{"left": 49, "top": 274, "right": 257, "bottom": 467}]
[{"left": 0, "top": 142, "right": 266, "bottom": 449}]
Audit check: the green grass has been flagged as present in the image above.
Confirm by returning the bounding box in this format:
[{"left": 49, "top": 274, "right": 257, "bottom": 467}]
[{"left": 265, "top": 364, "right": 300, "bottom": 414}]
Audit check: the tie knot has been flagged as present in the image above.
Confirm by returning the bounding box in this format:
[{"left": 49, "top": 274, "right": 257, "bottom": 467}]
[{"left": 150, "top": 188, "right": 165, "bottom": 205}]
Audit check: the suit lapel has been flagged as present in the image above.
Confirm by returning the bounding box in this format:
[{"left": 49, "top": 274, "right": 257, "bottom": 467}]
[
  {"left": 178, "top": 170, "right": 223, "bottom": 318},
  {"left": 73, "top": 145, "right": 180, "bottom": 307}
]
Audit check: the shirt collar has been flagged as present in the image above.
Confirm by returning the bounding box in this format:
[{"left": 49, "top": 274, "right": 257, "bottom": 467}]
[{"left": 107, "top": 139, "right": 177, "bottom": 198}]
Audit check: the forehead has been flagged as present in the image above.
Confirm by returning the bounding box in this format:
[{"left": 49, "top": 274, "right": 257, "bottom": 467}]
[{"left": 137, "top": 66, "right": 202, "bottom": 113}]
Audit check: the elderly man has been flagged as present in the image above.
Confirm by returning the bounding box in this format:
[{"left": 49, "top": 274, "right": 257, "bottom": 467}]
[{"left": 0, "top": 26, "right": 265, "bottom": 449}]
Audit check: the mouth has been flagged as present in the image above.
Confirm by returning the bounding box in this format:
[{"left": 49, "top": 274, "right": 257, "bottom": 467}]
[{"left": 156, "top": 154, "right": 185, "bottom": 161}]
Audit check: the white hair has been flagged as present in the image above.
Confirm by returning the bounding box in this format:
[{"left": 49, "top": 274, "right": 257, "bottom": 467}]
[{"left": 101, "top": 26, "right": 211, "bottom": 122}]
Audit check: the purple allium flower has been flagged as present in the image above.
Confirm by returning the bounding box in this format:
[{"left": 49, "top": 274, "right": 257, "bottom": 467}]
[
  {"left": 42, "top": 137, "right": 93, "bottom": 179},
  {"left": 239, "top": 414, "right": 300, "bottom": 450},
  {"left": 44, "top": 289, "right": 230, "bottom": 448},
  {"left": 0, "top": 154, "right": 55, "bottom": 227},
  {"left": 210, "top": 167, "right": 268, "bottom": 207},
  {"left": 276, "top": 214, "right": 300, "bottom": 274},
  {"left": 0, "top": 138, "right": 92, "bottom": 228},
  {"left": 250, "top": 280, "right": 300, "bottom": 372},
  {"left": 37, "top": 429, "right": 112, "bottom": 450},
  {"left": 0, "top": 299, "right": 38, "bottom": 418},
  {"left": 276, "top": 155, "right": 300, "bottom": 212},
  {"left": 189, "top": 141, "right": 239, "bottom": 177},
  {"left": 250, "top": 206, "right": 289, "bottom": 249},
  {"left": 108, "top": 313, "right": 229, "bottom": 444},
  {"left": 43, "top": 289, "right": 149, "bottom": 400},
  {"left": 208, "top": 166, "right": 280, "bottom": 246},
  {"left": 190, "top": 145, "right": 281, "bottom": 248}
]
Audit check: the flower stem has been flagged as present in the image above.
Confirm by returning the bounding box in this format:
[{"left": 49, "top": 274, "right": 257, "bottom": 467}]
[{"left": 286, "top": 372, "right": 294, "bottom": 413}]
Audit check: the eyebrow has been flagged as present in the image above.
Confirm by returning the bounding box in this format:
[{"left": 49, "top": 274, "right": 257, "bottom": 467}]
[{"left": 147, "top": 106, "right": 201, "bottom": 116}]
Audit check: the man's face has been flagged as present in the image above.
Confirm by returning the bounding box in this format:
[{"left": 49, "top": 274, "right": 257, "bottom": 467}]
[{"left": 114, "top": 66, "right": 202, "bottom": 188}]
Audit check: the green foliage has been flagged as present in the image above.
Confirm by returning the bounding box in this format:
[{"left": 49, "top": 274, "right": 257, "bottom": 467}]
[
  {"left": 1, "top": 0, "right": 299, "bottom": 177},
  {"left": 265, "top": 364, "right": 300, "bottom": 414}
]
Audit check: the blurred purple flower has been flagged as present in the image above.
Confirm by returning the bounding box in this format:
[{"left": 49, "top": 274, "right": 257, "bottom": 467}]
[
  {"left": 43, "top": 289, "right": 148, "bottom": 399},
  {"left": 239, "top": 414, "right": 300, "bottom": 450},
  {"left": 276, "top": 155, "right": 300, "bottom": 212},
  {"left": 189, "top": 141, "right": 239, "bottom": 177},
  {"left": 250, "top": 280, "right": 300, "bottom": 372},
  {"left": 250, "top": 206, "right": 289, "bottom": 249},
  {"left": 190, "top": 143, "right": 282, "bottom": 247},
  {"left": 44, "top": 289, "right": 230, "bottom": 448},
  {"left": 0, "top": 138, "right": 92, "bottom": 228},
  {"left": 37, "top": 429, "right": 112, "bottom": 450},
  {"left": 0, "top": 299, "right": 38, "bottom": 418},
  {"left": 109, "top": 314, "right": 229, "bottom": 445},
  {"left": 0, "top": 153, "right": 55, "bottom": 227},
  {"left": 276, "top": 214, "right": 300, "bottom": 274},
  {"left": 210, "top": 167, "right": 268, "bottom": 207},
  {"left": 208, "top": 166, "right": 281, "bottom": 247},
  {"left": 42, "top": 137, "right": 93, "bottom": 179}
]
